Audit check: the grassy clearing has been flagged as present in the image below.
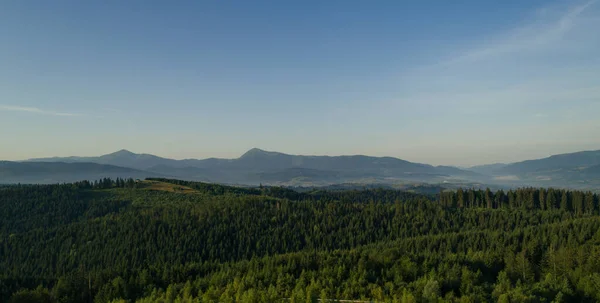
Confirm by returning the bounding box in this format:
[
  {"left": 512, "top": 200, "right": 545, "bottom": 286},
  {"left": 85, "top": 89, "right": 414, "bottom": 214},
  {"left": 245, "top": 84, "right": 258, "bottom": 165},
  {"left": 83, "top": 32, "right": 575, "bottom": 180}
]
[{"left": 139, "top": 180, "right": 198, "bottom": 194}]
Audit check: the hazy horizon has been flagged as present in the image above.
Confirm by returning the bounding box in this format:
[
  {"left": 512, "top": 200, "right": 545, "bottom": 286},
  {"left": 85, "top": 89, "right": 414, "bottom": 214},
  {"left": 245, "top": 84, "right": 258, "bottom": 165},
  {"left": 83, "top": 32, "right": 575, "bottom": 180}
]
[
  {"left": 7, "top": 145, "right": 600, "bottom": 168},
  {"left": 2, "top": 0, "right": 599, "bottom": 166}
]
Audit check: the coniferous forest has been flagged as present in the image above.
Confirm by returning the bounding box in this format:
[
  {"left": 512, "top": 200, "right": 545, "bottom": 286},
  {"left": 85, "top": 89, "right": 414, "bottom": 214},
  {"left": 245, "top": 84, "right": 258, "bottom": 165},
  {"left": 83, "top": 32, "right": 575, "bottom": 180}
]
[{"left": 1, "top": 178, "right": 600, "bottom": 302}]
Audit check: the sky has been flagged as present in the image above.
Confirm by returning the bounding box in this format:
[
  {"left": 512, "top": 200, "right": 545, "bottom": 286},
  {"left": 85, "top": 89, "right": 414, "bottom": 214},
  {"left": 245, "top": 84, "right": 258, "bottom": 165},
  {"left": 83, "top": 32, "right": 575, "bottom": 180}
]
[{"left": 1, "top": 0, "right": 599, "bottom": 166}]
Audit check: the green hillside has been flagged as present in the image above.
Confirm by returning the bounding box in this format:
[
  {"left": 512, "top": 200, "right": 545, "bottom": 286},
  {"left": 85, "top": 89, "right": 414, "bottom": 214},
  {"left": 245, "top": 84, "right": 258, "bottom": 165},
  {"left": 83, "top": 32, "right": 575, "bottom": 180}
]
[{"left": 1, "top": 179, "right": 599, "bottom": 302}]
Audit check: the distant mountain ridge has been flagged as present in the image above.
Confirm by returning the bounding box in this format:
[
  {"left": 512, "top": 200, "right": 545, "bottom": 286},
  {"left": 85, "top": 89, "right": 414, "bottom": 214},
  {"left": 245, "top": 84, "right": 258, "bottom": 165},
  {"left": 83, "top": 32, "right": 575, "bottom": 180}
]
[
  {"left": 0, "top": 161, "right": 163, "bottom": 184},
  {"left": 460, "top": 150, "right": 600, "bottom": 177},
  {"left": 26, "top": 148, "right": 479, "bottom": 185},
  {"left": 28, "top": 149, "right": 183, "bottom": 170},
  {"left": 460, "top": 150, "right": 600, "bottom": 191},
  {"left": 15, "top": 148, "right": 600, "bottom": 190},
  {"left": 500, "top": 150, "right": 600, "bottom": 175}
]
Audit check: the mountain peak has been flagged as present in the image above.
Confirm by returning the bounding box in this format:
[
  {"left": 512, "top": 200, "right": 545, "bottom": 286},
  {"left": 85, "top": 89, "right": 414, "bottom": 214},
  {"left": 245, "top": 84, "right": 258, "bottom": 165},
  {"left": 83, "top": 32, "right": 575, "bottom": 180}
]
[
  {"left": 104, "top": 149, "right": 137, "bottom": 158},
  {"left": 240, "top": 148, "right": 283, "bottom": 159}
]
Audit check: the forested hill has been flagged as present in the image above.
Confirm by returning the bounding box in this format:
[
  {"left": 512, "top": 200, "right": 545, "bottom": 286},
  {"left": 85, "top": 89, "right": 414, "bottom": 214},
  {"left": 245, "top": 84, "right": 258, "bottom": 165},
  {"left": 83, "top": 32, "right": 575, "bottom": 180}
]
[{"left": 1, "top": 179, "right": 600, "bottom": 302}]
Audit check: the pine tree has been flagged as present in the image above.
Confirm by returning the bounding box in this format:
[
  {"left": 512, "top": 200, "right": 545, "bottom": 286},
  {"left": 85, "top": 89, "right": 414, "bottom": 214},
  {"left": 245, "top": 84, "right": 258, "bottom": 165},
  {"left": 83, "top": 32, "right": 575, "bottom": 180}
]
[
  {"left": 585, "top": 192, "right": 595, "bottom": 214},
  {"left": 547, "top": 189, "right": 557, "bottom": 210},
  {"left": 560, "top": 192, "right": 569, "bottom": 211},
  {"left": 457, "top": 189, "right": 464, "bottom": 208},
  {"left": 539, "top": 189, "right": 546, "bottom": 210},
  {"left": 485, "top": 188, "right": 493, "bottom": 209}
]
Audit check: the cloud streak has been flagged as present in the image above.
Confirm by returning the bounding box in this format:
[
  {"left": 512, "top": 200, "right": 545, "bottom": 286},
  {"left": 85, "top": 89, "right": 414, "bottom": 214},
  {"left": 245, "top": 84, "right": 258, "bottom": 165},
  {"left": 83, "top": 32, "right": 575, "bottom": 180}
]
[
  {"left": 0, "top": 105, "right": 81, "bottom": 117},
  {"left": 445, "top": 0, "right": 598, "bottom": 64},
  {"left": 394, "top": 0, "right": 600, "bottom": 112}
]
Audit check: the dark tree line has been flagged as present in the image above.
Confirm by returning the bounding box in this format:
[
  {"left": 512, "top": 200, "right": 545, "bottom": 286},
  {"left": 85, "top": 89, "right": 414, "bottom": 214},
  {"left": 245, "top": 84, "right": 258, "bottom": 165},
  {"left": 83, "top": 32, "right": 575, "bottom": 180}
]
[
  {"left": 73, "top": 178, "right": 137, "bottom": 189},
  {"left": 439, "top": 187, "right": 598, "bottom": 214}
]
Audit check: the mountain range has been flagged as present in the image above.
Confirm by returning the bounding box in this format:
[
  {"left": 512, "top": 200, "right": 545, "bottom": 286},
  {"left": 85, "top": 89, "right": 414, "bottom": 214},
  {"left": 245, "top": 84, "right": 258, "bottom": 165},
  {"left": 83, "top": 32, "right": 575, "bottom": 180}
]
[
  {"left": 1, "top": 148, "right": 599, "bottom": 190},
  {"left": 21, "top": 148, "right": 479, "bottom": 185},
  {"left": 0, "top": 161, "right": 161, "bottom": 184}
]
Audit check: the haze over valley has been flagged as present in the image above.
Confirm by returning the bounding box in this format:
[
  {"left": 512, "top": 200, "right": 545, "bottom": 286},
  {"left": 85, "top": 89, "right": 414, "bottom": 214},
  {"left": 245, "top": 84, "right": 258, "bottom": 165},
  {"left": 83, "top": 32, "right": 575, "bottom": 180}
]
[{"left": 1, "top": 147, "right": 597, "bottom": 191}]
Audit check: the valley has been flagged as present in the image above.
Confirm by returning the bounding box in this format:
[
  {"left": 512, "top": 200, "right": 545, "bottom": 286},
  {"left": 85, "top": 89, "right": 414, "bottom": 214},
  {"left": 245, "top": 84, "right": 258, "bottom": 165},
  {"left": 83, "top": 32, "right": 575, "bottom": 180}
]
[{"left": 6, "top": 148, "right": 599, "bottom": 192}]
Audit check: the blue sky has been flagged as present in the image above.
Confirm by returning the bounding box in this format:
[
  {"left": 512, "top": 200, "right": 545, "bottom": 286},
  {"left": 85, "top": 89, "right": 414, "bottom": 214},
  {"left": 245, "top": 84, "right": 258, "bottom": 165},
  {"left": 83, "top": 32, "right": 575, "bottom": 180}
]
[{"left": 1, "top": 0, "right": 599, "bottom": 166}]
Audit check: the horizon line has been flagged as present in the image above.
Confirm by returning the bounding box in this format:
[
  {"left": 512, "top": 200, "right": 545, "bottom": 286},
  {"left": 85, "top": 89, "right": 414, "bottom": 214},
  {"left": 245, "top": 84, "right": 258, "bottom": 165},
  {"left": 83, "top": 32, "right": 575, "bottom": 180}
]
[{"left": 12, "top": 147, "right": 600, "bottom": 168}]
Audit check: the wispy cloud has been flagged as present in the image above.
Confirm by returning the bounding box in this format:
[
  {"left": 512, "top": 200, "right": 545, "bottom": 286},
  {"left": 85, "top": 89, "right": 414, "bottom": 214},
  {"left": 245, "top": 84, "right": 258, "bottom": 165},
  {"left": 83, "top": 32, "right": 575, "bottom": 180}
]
[
  {"left": 392, "top": 0, "right": 600, "bottom": 115},
  {"left": 0, "top": 105, "right": 81, "bottom": 117},
  {"left": 445, "top": 0, "right": 598, "bottom": 64}
]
